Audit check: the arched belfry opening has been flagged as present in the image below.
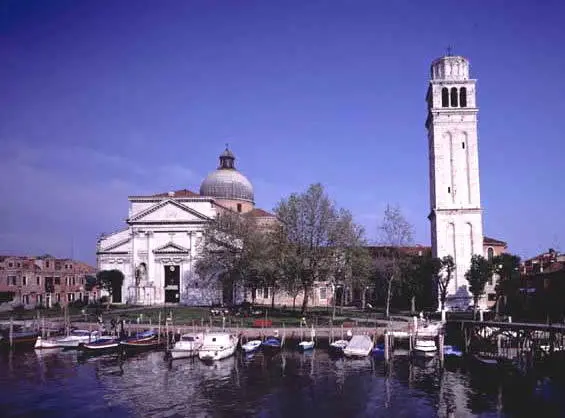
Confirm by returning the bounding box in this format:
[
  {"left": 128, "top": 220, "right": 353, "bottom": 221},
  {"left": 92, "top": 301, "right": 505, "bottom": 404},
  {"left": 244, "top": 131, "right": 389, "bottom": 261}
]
[
  {"left": 441, "top": 88, "right": 449, "bottom": 107},
  {"left": 459, "top": 87, "right": 467, "bottom": 107},
  {"left": 450, "top": 87, "right": 458, "bottom": 107}
]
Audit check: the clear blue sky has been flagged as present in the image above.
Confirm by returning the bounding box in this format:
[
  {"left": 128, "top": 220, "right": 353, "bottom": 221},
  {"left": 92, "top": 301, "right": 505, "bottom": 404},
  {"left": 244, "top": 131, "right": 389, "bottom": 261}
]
[{"left": 1, "top": 0, "right": 564, "bottom": 265}]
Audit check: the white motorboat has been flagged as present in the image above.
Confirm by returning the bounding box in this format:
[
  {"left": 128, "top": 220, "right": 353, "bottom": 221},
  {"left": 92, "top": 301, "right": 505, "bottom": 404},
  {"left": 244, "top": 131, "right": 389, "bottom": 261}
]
[
  {"left": 198, "top": 332, "right": 238, "bottom": 362},
  {"left": 34, "top": 329, "right": 100, "bottom": 349},
  {"left": 241, "top": 339, "right": 262, "bottom": 353},
  {"left": 343, "top": 335, "right": 373, "bottom": 358},
  {"left": 413, "top": 339, "right": 437, "bottom": 357},
  {"left": 298, "top": 340, "right": 315, "bottom": 351},
  {"left": 416, "top": 321, "right": 443, "bottom": 338},
  {"left": 167, "top": 333, "right": 204, "bottom": 360},
  {"left": 329, "top": 339, "right": 349, "bottom": 354}
]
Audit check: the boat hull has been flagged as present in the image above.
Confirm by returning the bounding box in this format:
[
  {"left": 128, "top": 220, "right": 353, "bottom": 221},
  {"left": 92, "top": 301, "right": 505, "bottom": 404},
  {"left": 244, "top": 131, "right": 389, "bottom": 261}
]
[
  {"left": 298, "top": 341, "right": 314, "bottom": 351},
  {"left": 198, "top": 345, "right": 237, "bottom": 362},
  {"left": 241, "top": 340, "right": 262, "bottom": 353}
]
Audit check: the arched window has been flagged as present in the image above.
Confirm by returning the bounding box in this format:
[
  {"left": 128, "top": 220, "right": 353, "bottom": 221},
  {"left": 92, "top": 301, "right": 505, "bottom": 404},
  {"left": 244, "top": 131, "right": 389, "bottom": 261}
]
[
  {"left": 441, "top": 88, "right": 449, "bottom": 107},
  {"left": 237, "top": 203, "right": 242, "bottom": 213},
  {"left": 459, "top": 87, "right": 467, "bottom": 107},
  {"left": 450, "top": 87, "right": 458, "bottom": 107},
  {"left": 487, "top": 247, "right": 494, "bottom": 261}
]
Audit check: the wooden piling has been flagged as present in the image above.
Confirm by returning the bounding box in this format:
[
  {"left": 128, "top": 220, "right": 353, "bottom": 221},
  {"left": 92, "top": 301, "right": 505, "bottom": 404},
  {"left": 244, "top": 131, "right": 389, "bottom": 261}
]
[
  {"left": 439, "top": 333, "right": 445, "bottom": 365},
  {"left": 9, "top": 317, "right": 13, "bottom": 349},
  {"left": 384, "top": 331, "right": 390, "bottom": 362}
]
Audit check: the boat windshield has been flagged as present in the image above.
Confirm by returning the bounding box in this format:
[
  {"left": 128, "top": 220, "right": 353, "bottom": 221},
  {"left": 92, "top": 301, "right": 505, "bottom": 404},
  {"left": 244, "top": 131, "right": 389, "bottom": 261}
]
[
  {"left": 181, "top": 336, "right": 195, "bottom": 341},
  {"left": 71, "top": 330, "right": 91, "bottom": 336}
]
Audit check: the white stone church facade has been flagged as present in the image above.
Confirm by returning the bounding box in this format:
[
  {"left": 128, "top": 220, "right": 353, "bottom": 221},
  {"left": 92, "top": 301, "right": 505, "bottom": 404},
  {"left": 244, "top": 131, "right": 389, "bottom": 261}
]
[{"left": 96, "top": 149, "right": 275, "bottom": 305}]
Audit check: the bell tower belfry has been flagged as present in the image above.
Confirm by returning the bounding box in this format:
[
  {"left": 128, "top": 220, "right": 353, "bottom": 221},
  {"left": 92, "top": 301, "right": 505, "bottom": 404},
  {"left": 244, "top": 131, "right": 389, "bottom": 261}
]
[{"left": 426, "top": 54, "right": 484, "bottom": 309}]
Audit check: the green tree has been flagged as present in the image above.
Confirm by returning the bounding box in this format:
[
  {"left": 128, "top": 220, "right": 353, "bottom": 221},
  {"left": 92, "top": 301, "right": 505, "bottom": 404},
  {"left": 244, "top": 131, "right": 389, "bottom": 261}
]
[
  {"left": 465, "top": 254, "right": 492, "bottom": 313},
  {"left": 196, "top": 210, "right": 266, "bottom": 302},
  {"left": 95, "top": 269, "right": 124, "bottom": 310},
  {"left": 491, "top": 253, "right": 521, "bottom": 318},
  {"left": 275, "top": 184, "right": 367, "bottom": 314},
  {"left": 438, "top": 255, "right": 455, "bottom": 311},
  {"left": 376, "top": 204, "right": 414, "bottom": 318},
  {"left": 402, "top": 254, "right": 442, "bottom": 313}
]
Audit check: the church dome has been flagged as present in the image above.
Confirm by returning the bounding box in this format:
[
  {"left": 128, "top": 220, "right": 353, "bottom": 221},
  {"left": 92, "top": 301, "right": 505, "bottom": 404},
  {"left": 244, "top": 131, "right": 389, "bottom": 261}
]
[{"left": 199, "top": 147, "right": 254, "bottom": 202}]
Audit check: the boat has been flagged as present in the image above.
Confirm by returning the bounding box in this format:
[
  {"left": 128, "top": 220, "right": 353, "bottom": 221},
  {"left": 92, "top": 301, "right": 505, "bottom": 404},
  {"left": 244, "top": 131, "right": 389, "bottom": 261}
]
[
  {"left": 298, "top": 340, "right": 315, "bottom": 351},
  {"left": 416, "top": 321, "right": 443, "bottom": 338},
  {"left": 473, "top": 354, "right": 499, "bottom": 366},
  {"left": 443, "top": 345, "right": 463, "bottom": 358},
  {"left": 79, "top": 336, "right": 121, "bottom": 353},
  {"left": 413, "top": 339, "right": 437, "bottom": 357},
  {"left": 372, "top": 343, "right": 385, "bottom": 358},
  {"left": 198, "top": 332, "right": 238, "bottom": 362},
  {"left": 120, "top": 330, "right": 160, "bottom": 352},
  {"left": 329, "top": 339, "right": 349, "bottom": 355},
  {"left": 0, "top": 329, "right": 39, "bottom": 348},
  {"left": 167, "top": 333, "right": 204, "bottom": 359},
  {"left": 241, "top": 339, "right": 262, "bottom": 354},
  {"left": 261, "top": 336, "right": 282, "bottom": 353},
  {"left": 343, "top": 335, "right": 373, "bottom": 358},
  {"left": 34, "top": 329, "right": 100, "bottom": 349}
]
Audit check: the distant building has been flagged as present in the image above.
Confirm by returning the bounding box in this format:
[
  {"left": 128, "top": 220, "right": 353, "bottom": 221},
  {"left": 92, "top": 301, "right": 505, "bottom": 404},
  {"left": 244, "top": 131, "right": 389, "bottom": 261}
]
[
  {"left": 0, "top": 255, "right": 97, "bottom": 308},
  {"left": 96, "top": 147, "right": 276, "bottom": 306},
  {"left": 482, "top": 237, "right": 508, "bottom": 308}
]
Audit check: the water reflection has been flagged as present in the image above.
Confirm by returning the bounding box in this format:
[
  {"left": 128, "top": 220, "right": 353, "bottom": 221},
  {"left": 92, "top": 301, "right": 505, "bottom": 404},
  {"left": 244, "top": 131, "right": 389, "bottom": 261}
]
[{"left": 1, "top": 349, "right": 564, "bottom": 417}]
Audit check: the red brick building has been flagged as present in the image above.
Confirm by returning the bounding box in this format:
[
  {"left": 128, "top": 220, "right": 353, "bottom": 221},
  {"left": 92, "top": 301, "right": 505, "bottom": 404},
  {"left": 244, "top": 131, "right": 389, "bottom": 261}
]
[{"left": 0, "top": 255, "right": 97, "bottom": 308}]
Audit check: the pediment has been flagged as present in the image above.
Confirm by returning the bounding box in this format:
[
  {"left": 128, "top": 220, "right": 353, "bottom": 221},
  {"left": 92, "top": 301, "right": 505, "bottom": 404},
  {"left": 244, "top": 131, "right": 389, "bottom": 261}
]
[
  {"left": 98, "top": 237, "right": 132, "bottom": 254},
  {"left": 128, "top": 199, "right": 212, "bottom": 224},
  {"left": 153, "top": 241, "right": 190, "bottom": 254}
]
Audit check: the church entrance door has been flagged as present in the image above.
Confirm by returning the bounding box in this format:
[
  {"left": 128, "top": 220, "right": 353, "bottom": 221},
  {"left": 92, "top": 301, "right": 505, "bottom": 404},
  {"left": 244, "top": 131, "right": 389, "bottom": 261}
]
[{"left": 164, "top": 265, "right": 180, "bottom": 303}]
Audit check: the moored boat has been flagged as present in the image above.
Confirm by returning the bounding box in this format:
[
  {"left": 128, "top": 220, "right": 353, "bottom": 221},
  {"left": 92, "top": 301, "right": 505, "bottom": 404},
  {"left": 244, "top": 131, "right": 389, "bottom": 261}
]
[
  {"left": 35, "top": 329, "right": 100, "bottom": 349},
  {"left": 261, "top": 336, "right": 282, "bottom": 353},
  {"left": 329, "top": 339, "right": 349, "bottom": 356},
  {"left": 198, "top": 332, "right": 238, "bottom": 362},
  {"left": 0, "top": 329, "right": 39, "bottom": 349},
  {"left": 167, "top": 333, "right": 204, "bottom": 359},
  {"left": 343, "top": 335, "right": 373, "bottom": 358},
  {"left": 298, "top": 340, "right": 315, "bottom": 351},
  {"left": 79, "top": 336, "right": 120, "bottom": 353},
  {"left": 241, "top": 339, "right": 262, "bottom": 354},
  {"left": 372, "top": 343, "right": 385, "bottom": 358},
  {"left": 443, "top": 345, "right": 463, "bottom": 358},
  {"left": 413, "top": 339, "right": 437, "bottom": 357},
  {"left": 473, "top": 353, "right": 499, "bottom": 366}
]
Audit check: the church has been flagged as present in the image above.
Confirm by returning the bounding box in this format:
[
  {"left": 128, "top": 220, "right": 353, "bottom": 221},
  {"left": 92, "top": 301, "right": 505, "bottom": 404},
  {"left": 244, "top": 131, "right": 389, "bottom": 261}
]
[{"left": 96, "top": 148, "right": 276, "bottom": 305}]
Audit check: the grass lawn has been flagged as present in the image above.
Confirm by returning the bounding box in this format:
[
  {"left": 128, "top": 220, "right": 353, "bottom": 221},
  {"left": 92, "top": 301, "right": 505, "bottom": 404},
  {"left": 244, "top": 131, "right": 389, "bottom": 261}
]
[{"left": 1, "top": 303, "right": 407, "bottom": 329}]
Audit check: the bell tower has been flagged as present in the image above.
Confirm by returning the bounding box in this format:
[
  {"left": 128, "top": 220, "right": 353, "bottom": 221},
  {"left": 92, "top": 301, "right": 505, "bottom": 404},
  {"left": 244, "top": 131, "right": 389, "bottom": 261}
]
[{"left": 426, "top": 54, "right": 484, "bottom": 309}]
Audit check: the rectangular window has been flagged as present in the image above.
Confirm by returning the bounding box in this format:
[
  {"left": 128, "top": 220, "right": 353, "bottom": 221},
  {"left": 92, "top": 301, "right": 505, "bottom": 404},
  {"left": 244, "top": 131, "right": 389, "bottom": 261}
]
[
  {"left": 37, "top": 277, "right": 41, "bottom": 285},
  {"left": 8, "top": 262, "right": 13, "bottom": 268},
  {"left": 56, "top": 293, "right": 61, "bottom": 303},
  {"left": 54, "top": 277, "right": 60, "bottom": 285},
  {"left": 37, "top": 294, "right": 43, "bottom": 306},
  {"left": 263, "top": 287, "right": 269, "bottom": 299},
  {"left": 67, "top": 293, "right": 75, "bottom": 302},
  {"left": 23, "top": 294, "right": 30, "bottom": 305},
  {"left": 72, "top": 277, "right": 76, "bottom": 286},
  {"left": 319, "top": 287, "right": 327, "bottom": 300},
  {"left": 22, "top": 276, "right": 27, "bottom": 286},
  {"left": 45, "top": 261, "right": 50, "bottom": 268},
  {"left": 8, "top": 276, "right": 16, "bottom": 286}
]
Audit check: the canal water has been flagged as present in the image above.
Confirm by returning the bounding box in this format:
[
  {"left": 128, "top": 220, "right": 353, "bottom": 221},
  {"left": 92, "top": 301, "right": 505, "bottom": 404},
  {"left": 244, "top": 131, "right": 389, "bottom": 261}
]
[{"left": 0, "top": 348, "right": 564, "bottom": 418}]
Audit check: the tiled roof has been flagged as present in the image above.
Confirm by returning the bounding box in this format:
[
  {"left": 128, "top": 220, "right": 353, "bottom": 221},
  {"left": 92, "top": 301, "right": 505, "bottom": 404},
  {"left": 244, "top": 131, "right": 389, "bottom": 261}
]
[
  {"left": 243, "top": 208, "right": 275, "bottom": 218},
  {"left": 151, "top": 189, "right": 200, "bottom": 197},
  {"left": 483, "top": 236, "right": 507, "bottom": 246}
]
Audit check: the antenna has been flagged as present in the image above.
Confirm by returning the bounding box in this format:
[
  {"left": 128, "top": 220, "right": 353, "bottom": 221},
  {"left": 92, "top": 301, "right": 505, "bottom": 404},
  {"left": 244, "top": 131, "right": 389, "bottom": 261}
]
[{"left": 446, "top": 45, "right": 453, "bottom": 56}]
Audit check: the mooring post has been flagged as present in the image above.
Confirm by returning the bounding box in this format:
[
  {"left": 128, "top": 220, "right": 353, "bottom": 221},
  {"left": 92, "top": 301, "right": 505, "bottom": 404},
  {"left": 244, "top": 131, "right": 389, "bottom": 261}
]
[
  {"left": 439, "top": 333, "right": 445, "bottom": 365},
  {"left": 9, "top": 317, "right": 13, "bottom": 349},
  {"left": 479, "top": 309, "right": 484, "bottom": 322},
  {"left": 441, "top": 309, "right": 446, "bottom": 323},
  {"left": 508, "top": 316, "right": 512, "bottom": 323},
  {"left": 158, "top": 312, "right": 162, "bottom": 344},
  {"left": 384, "top": 331, "right": 390, "bottom": 363}
]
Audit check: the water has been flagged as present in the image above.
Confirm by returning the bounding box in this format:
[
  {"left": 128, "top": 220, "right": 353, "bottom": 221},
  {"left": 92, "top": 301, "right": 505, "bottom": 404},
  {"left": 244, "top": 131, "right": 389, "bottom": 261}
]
[{"left": 0, "top": 348, "right": 564, "bottom": 418}]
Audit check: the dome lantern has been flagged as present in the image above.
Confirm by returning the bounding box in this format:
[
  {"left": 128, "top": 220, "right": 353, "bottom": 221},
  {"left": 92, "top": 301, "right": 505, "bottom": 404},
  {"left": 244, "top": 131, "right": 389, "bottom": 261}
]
[{"left": 219, "top": 144, "right": 236, "bottom": 169}]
